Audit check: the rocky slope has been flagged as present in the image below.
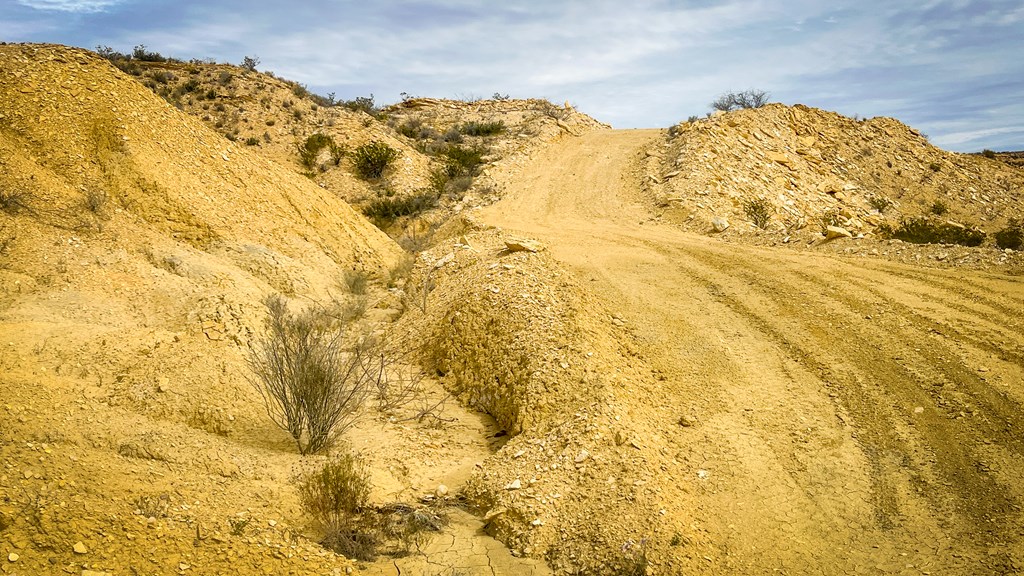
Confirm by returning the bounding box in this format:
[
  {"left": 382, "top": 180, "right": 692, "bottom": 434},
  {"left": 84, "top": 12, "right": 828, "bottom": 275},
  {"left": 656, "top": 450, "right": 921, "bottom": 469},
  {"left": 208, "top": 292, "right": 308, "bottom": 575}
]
[{"left": 648, "top": 104, "right": 1024, "bottom": 244}]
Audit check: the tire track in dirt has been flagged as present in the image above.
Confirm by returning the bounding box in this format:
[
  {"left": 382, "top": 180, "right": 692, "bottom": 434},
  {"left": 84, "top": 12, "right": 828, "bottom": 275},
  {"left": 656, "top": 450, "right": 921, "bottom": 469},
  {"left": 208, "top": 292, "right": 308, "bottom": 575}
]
[
  {"left": 666, "top": 241, "right": 1024, "bottom": 528},
  {"left": 479, "top": 129, "right": 1024, "bottom": 574}
]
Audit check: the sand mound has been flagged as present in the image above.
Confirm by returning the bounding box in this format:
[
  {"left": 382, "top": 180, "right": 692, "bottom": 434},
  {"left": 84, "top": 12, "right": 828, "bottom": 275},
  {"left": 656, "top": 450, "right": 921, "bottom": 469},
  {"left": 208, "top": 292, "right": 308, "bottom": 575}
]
[{"left": 0, "top": 43, "right": 404, "bottom": 575}]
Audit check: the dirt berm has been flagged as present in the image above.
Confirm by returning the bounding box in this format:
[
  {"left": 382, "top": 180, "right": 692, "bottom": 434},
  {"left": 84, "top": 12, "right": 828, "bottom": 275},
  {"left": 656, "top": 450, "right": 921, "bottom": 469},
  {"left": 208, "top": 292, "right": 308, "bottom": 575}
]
[{"left": 401, "top": 224, "right": 691, "bottom": 573}]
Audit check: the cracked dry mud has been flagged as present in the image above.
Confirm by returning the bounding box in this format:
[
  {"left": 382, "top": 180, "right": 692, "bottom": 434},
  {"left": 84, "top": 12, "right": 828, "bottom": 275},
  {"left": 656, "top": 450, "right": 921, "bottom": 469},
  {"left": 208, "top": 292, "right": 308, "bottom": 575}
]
[{"left": 478, "top": 129, "right": 1024, "bottom": 574}]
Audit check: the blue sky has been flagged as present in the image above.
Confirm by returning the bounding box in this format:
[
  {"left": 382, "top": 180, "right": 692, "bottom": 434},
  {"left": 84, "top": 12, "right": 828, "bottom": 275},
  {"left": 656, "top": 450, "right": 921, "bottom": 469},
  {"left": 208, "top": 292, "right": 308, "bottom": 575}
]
[{"left": 3, "top": 0, "right": 1023, "bottom": 152}]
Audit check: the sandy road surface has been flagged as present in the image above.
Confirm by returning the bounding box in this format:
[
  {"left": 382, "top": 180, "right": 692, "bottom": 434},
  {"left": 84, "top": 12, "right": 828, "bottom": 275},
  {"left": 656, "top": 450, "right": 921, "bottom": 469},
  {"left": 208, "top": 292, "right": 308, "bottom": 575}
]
[{"left": 481, "top": 129, "right": 1024, "bottom": 574}]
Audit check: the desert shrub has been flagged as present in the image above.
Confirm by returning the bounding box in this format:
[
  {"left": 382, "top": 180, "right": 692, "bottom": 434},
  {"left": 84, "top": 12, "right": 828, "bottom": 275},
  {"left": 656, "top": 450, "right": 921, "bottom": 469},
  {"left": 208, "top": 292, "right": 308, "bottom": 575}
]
[
  {"left": 981, "top": 149, "right": 997, "bottom": 159},
  {"left": 132, "top": 44, "right": 167, "bottom": 62},
  {"left": 180, "top": 78, "right": 200, "bottom": 93},
  {"left": 879, "top": 217, "right": 985, "bottom": 247},
  {"left": 343, "top": 269, "right": 370, "bottom": 295},
  {"left": 396, "top": 117, "right": 439, "bottom": 140},
  {"left": 352, "top": 141, "right": 401, "bottom": 179},
  {"left": 228, "top": 517, "right": 251, "bottom": 536},
  {"left": 342, "top": 95, "right": 378, "bottom": 116},
  {"left": 244, "top": 136, "right": 260, "bottom": 146},
  {"left": 297, "top": 133, "right": 343, "bottom": 169},
  {"left": 442, "top": 128, "right": 463, "bottom": 143},
  {"left": 247, "top": 296, "right": 371, "bottom": 454},
  {"left": 459, "top": 120, "right": 505, "bottom": 136},
  {"left": 995, "top": 218, "right": 1023, "bottom": 250},
  {"left": 0, "top": 188, "right": 31, "bottom": 215},
  {"left": 710, "top": 89, "right": 770, "bottom": 112},
  {"left": 928, "top": 162, "right": 941, "bottom": 172},
  {"left": 217, "top": 71, "right": 233, "bottom": 86},
  {"left": 743, "top": 197, "right": 772, "bottom": 229},
  {"left": 298, "top": 453, "right": 376, "bottom": 559},
  {"left": 363, "top": 190, "right": 438, "bottom": 226},
  {"left": 241, "top": 55, "right": 260, "bottom": 72},
  {"left": 930, "top": 200, "right": 948, "bottom": 215},
  {"left": 819, "top": 208, "right": 843, "bottom": 233},
  {"left": 868, "top": 196, "right": 892, "bottom": 212},
  {"left": 439, "top": 145, "right": 485, "bottom": 177},
  {"left": 204, "top": 89, "right": 216, "bottom": 100},
  {"left": 150, "top": 70, "right": 174, "bottom": 84},
  {"left": 83, "top": 188, "right": 108, "bottom": 215}
]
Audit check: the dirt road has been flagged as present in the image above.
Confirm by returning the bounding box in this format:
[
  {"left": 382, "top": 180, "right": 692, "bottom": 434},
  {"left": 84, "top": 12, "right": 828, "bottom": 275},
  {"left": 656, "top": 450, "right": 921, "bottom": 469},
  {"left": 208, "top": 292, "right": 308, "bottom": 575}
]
[{"left": 480, "top": 129, "right": 1024, "bottom": 574}]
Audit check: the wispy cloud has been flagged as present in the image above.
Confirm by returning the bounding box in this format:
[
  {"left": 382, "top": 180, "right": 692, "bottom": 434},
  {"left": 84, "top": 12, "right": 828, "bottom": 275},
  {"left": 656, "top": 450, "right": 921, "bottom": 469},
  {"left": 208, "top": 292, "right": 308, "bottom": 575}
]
[
  {"left": 2, "top": 0, "right": 1022, "bottom": 151},
  {"left": 16, "top": 0, "right": 123, "bottom": 13}
]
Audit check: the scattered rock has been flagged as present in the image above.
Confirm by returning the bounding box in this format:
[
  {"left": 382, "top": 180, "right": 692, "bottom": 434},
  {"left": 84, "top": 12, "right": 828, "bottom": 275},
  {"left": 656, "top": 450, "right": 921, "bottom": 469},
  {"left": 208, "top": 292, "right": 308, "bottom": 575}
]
[
  {"left": 73, "top": 541, "right": 88, "bottom": 554},
  {"left": 677, "top": 415, "right": 696, "bottom": 427},
  {"left": 435, "top": 484, "right": 449, "bottom": 497},
  {"left": 7, "top": 552, "right": 18, "bottom": 562},
  {"left": 825, "top": 226, "right": 853, "bottom": 240},
  {"left": 711, "top": 217, "right": 730, "bottom": 232},
  {"left": 574, "top": 450, "right": 590, "bottom": 463},
  {"left": 505, "top": 479, "right": 522, "bottom": 490},
  {"left": 504, "top": 239, "right": 544, "bottom": 253}
]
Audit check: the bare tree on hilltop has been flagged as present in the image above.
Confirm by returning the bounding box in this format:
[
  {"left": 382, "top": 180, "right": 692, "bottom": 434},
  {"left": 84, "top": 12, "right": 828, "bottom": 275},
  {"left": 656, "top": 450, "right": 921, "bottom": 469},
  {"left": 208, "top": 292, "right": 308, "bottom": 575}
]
[{"left": 710, "top": 89, "right": 771, "bottom": 112}]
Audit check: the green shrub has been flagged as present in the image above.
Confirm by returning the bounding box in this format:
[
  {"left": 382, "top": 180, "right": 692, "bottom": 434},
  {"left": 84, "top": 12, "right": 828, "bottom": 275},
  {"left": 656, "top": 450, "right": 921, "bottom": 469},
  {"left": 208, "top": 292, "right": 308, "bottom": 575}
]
[
  {"left": 342, "top": 95, "right": 378, "bottom": 116},
  {"left": 928, "top": 162, "right": 941, "bottom": 172},
  {"left": 247, "top": 296, "right": 371, "bottom": 454},
  {"left": 244, "top": 137, "right": 260, "bottom": 146},
  {"left": 879, "top": 217, "right": 985, "bottom": 247},
  {"left": 981, "top": 149, "right": 997, "bottom": 159},
  {"left": 439, "top": 145, "right": 485, "bottom": 177},
  {"left": 363, "top": 190, "right": 438, "bottom": 226},
  {"left": 459, "top": 120, "right": 506, "bottom": 136},
  {"left": 132, "top": 44, "right": 167, "bottom": 62},
  {"left": 930, "top": 200, "right": 948, "bottom": 215},
  {"left": 995, "top": 218, "right": 1023, "bottom": 250},
  {"left": 297, "top": 133, "right": 343, "bottom": 169},
  {"left": 352, "top": 141, "right": 401, "bottom": 179},
  {"left": 743, "top": 198, "right": 772, "bottom": 229}
]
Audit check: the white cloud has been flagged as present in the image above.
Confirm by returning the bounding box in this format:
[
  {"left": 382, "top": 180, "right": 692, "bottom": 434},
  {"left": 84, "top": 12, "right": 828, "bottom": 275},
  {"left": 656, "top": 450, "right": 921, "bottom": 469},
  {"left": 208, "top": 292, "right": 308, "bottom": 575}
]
[{"left": 16, "top": 0, "right": 123, "bottom": 12}]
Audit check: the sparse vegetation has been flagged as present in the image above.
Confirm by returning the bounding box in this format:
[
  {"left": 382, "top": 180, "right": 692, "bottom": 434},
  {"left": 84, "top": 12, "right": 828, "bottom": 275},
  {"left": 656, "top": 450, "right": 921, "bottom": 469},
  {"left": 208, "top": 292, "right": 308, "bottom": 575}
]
[
  {"left": 459, "top": 120, "right": 506, "bottom": 136},
  {"left": 343, "top": 269, "right": 370, "bottom": 295},
  {"left": 298, "top": 453, "right": 376, "bottom": 560},
  {"left": 297, "top": 133, "right": 343, "bottom": 169},
  {"left": 868, "top": 195, "right": 893, "bottom": 213},
  {"left": 363, "top": 190, "right": 439, "bottom": 227},
  {"left": 743, "top": 197, "right": 773, "bottom": 229},
  {"left": 240, "top": 55, "right": 260, "bottom": 72},
  {"left": 981, "top": 149, "right": 997, "bottom": 159},
  {"left": 878, "top": 217, "right": 986, "bottom": 247},
  {"left": 247, "top": 295, "right": 371, "bottom": 454},
  {"left": 83, "top": 187, "right": 109, "bottom": 215},
  {"left": 352, "top": 141, "right": 401, "bottom": 180},
  {"left": 930, "top": 200, "right": 948, "bottom": 215},
  {"left": 710, "top": 89, "right": 770, "bottom": 112},
  {"left": 0, "top": 188, "right": 31, "bottom": 215},
  {"left": 819, "top": 208, "right": 843, "bottom": 233},
  {"left": 995, "top": 218, "right": 1023, "bottom": 250},
  {"left": 228, "top": 516, "right": 251, "bottom": 536},
  {"left": 342, "top": 95, "right": 379, "bottom": 116}
]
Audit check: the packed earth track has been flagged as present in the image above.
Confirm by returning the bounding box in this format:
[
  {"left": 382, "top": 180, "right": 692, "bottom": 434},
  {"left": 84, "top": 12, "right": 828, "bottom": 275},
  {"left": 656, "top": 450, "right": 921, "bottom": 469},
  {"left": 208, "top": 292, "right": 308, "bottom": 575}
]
[{"left": 480, "top": 129, "right": 1024, "bottom": 574}]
